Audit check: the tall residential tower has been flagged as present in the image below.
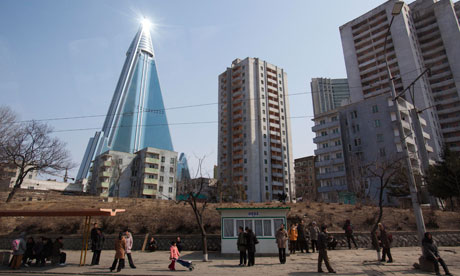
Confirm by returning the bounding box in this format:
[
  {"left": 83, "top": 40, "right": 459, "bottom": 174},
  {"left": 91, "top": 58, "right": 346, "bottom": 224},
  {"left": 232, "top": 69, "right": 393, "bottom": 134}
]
[
  {"left": 217, "top": 58, "right": 294, "bottom": 202},
  {"left": 340, "top": 0, "right": 460, "bottom": 156},
  {"left": 311, "top": 78, "right": 350, "bottom": 116}
]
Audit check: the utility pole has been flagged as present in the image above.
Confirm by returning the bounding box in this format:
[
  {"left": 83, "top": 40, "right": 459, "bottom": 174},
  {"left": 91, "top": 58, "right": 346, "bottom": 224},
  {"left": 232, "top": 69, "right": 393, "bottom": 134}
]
[{"left": 383, "top": 1, "right": 426, "bottom": 245}]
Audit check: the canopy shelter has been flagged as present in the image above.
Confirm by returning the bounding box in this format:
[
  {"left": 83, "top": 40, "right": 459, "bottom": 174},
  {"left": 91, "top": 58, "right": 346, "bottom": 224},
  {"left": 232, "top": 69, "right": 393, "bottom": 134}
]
[{"left": 0, "top": 208, "right": 125, "bottom": 266}]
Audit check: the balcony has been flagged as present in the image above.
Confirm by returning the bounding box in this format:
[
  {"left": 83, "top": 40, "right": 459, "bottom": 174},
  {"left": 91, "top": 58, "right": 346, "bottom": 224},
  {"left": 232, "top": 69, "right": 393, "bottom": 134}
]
[
  {"left": 314, "top": 145, "right": 343, "bottom": 155},
  {"left": 313, "top": 132, "right": 340, "bottom": 144},
  {"left": 317, "top": 184, "right": 348, "bottom": 193},
  {"left": 142, "top": 188, "right": 156, "bottom": 196},
  {"left": 316, "top": 171, "right": 346, "bottom": 180},
  {"left": 144, "top": 167, "right": 159, "bottom": 174},
  {"left": 315, "top": 158, "right": 344, "bottom": 168},
  {"left": 272, "top": 172, "right": 283, "bottom": 178},
  {"left": 145, "top": 157, "right": 159, "bottom": 164},
  {"left": 271, "top": 164, "right": 283, "bottom": 169},
  {"left": 271, "top": 138, "right": 281, "bottom": 144},
  {"left": 101, "top": 161, "right": 112, "bottom": 167},
  {"left": 271, "top": 155, "right": 282, "bottom": 161},
  {"left": 99, "top": 171, "right": 111, "bottom": 177},
  {"left": 100, "top": 181, "right": 110, "bottom": 188},
  {"left": 143, "top": 178, "right": 159, "bottom": 185},
  {"left": 312, "top": 121, "right": 339, "bottom": 132}
]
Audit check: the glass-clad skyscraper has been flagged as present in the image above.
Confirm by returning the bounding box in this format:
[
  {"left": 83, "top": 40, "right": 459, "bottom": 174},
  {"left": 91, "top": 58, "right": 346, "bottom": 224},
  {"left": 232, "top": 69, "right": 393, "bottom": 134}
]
[{"left": 77, "top": 23, "right": 173, "bottom": 181}]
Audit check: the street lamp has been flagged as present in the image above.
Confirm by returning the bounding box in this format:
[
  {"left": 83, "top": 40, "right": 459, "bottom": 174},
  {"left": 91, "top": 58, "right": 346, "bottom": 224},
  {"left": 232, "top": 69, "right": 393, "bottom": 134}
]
[{"left": 383, "top": 1, "right": 426, "bottom": 246}]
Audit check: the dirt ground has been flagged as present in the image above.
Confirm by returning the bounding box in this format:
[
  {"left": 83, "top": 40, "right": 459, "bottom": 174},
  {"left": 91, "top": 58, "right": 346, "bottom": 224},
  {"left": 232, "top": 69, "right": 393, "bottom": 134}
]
[{"left": 0, "top": 190, "right": 459, "bottom": 235}]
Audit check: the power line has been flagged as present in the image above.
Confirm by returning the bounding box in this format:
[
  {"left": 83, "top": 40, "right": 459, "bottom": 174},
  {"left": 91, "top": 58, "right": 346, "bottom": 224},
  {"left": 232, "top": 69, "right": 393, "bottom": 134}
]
[{"left": 50, "top": 115, "right": 315, "bottom": 133}]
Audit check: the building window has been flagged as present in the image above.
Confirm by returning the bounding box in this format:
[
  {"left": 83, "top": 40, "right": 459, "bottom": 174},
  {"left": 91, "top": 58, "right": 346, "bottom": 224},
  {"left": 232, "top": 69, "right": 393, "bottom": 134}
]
[
  {"left": 264, "top": 159, "right": 267, "bottom": 164},
  {"left": 374, "top": 119, "right": 381, "bottom": 128},
  {"left": 372, "top": 105, "right": 379, "bottom": 113},
  {"left": 161, "top": 166, "right": 165, "bottom": 172},
  {"left": 161, "top": 156, "right": 165, "bottom": 162},
  {"left": 168, "top": 187, "right": 173, "bottom": 193},
  {"left": 379, "top": 147, "right": 386, "bottom": 157},
  {"left": 332, "top": 128, "right": 339, "bottom": 134},
  {"left": 354, "top": 138, "right": 361, "bottom": 146},
  {"left": 169, "top": 177, "right": 174, "bottom": 184},
  {"left": 377, "top": 134, "right": 384, "bottom": 142},
  {"left": 321, "top": 131, "right": 327, "bottom": 136},
  {"left": 160, "top": 176, "right": 164, "bottom": 182},
  {"left": 169, "top": 167, "right": 174, "bottom": 173},
  {"left": 335, "top": 140, "right": 341, "bottom": 146},
  {"left": 244, "top": 159, "right": 247, "bottom": 164},
  {"left": 350, "top": 110, "right": 358, "bottom": 119}
]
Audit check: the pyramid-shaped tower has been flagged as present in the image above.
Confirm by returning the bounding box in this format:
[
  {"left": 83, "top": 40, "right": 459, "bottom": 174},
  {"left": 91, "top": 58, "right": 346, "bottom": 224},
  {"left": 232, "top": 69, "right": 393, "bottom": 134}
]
[{"left": 77, "top": 23, "right": 173, "bottom": 180}]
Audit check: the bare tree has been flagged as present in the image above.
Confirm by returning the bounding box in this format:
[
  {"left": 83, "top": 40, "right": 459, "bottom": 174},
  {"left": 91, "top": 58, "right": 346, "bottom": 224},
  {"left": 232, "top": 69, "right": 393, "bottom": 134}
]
[
  {"left": 348, "top": 155, "right": 369, "bottom": 204},
  {"left": 366, "top": 156, "right": 406, "bottom": 236},
  {"left": 0, "top": 106, "right": 17, "bottom": 145},
  {"left": 0, "top": 120, "right": 73, "bottom": 202},
  {"left": 176, "top": 156, "right": 210, "bottom": 261}
]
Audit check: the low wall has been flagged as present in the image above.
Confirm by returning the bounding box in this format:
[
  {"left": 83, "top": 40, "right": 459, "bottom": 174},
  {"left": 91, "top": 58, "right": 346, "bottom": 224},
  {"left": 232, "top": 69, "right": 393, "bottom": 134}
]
[
  {"left": 0, "top": 234, "right": 221, "bottom": 251},
  {"left": 0, "top": 231, "right": 459, "bottom": 251}
]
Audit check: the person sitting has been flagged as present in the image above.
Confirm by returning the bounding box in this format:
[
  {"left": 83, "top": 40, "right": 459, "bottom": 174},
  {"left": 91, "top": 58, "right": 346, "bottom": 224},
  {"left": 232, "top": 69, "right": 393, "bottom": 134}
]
[
  {"left": 327, "top": 234, "right": 338, "bottom": 250},
  {"left": 422, "top": 232, "right": 452, "bottom": 276},
  {"left": 148, "top": 237, "right": 158, "bottom": 252},
  {"left": 51, "top": 237, "right": 66, "bottom": 266}
]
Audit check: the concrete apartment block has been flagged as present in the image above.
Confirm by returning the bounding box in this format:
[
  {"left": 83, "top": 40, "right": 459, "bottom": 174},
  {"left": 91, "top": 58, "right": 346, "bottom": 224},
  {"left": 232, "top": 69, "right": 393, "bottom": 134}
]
[
  {"left": 89, "top": 147, "right": 177, "bottom": 199},
  {"left": 217, "top": 58, "right": 294, "bottom": 202},
  {"left": 294, "top": 156, "right": 318, "bottom": 201}
]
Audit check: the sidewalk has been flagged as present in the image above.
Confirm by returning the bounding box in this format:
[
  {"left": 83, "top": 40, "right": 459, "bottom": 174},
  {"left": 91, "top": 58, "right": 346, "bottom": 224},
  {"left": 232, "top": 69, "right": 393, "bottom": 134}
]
[{"left": 0, "top": 247, "right": 458, "bottom": 275}]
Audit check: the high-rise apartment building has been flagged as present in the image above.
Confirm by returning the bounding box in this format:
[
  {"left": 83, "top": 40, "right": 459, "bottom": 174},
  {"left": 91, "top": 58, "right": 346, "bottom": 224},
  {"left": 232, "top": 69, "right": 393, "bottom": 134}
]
[
  {"left": 217, "top": 58, "right": 294, "bottom": 202},
  {"left": 339, "top": 0, "right": 460, "bottom": 159},
  {"left": 77, "top": 22, "right": 174, "bottom": 182},
  {"left": 294, "top": 156, "right": 318, "bottom": 201},
  {"left": 311, "top": 78, "right": 350, "bottom": 116}
]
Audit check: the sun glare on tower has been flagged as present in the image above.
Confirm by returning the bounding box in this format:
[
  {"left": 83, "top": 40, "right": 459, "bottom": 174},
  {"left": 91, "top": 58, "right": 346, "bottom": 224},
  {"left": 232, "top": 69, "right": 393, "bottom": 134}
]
[{"left": 141, "top": 18, "right": 151, "bottom": 30}]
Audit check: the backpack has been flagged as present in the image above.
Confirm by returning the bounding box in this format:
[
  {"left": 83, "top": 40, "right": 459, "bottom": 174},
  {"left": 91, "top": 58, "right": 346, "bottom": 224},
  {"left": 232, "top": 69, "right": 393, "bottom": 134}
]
[{"left": 11, "top": 239, "right": 20, "bottom": 251}]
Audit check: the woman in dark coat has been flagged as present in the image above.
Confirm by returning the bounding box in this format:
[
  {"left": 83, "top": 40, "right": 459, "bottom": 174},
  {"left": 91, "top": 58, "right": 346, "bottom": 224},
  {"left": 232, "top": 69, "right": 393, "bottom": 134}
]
[
  {"left": 23, "top": 237, "right": 35, "bottom": 266},
  {"left": 422, "top": 232, "right": 452, "bottom": 276},
  {"left": 245, "top": 227, "right": 258, "bottom": 267}
]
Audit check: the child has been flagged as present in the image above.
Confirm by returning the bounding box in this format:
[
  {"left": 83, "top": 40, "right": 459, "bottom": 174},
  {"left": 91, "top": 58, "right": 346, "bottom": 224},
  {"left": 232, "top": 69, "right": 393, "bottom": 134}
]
[{"left": 168, "top": 241, "right": 195, "bottom": 271}]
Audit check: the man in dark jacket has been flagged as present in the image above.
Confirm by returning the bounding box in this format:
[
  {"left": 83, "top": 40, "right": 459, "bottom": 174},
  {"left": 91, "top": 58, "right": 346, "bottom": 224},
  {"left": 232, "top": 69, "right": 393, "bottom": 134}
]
[
  {"left": 297, "top": 221, "right": 310, "bottom": 253},
  {"left": 236, "top": 226, "right": 247, "bottom": 266},
  {"left": 317, "top": 225, "right": 336, "bottom": 273},
  {"left": 343, "top": 219, "right": 358, "bottom": 249},
  {"left": 245, "top": 227, "right": 258, "bottom": 266},
  {"left": 422, "top": 232, "right": 452, "bottom": 276},
  {"left": 91, "top": 229, "right": 105, "bottom": 265}
]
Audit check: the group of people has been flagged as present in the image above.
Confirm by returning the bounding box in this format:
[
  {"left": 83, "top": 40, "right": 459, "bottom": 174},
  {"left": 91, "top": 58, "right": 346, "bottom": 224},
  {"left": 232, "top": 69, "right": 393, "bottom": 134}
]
[
  {"left": 236, "top": 226, "right": 259, "bottom": 266},
  {"left": 9, "top": 232, "right": 66, "bottom": 269},
  {"left": 275, "top": 222, "right": 337, "bottom": 273}
]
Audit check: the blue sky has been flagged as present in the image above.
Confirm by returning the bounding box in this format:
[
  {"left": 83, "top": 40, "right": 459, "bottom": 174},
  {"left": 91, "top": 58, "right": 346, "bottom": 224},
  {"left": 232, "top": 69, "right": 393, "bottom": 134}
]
[{"left": 0, "top": 0, "right": 386, "bottom": 179}]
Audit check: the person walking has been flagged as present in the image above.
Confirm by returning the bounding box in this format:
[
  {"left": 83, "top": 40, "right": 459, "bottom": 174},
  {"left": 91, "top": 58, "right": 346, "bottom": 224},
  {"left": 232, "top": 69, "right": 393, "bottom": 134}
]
[
  {"left": 237, "top": 226, "right": 247, "bottom": 266},
  {"left": 91, "top": 228, "right": 104, "bottom": 265},
  {"left": 297, "top": 220, "right": 310, "bottom": 253},
  {"left": 422, "top": 232, "right": 452, "bottom": 276},
  {"left": 317, "top": 225, "right": 336, "bottom": 273},
  {"left": 275, "top": 224, "right": 288, "bottom": 264},
  {"left": 378, "top": 223, "right": 393, "bottom": 263},
  {"left": 246, "top": 227, "right": 258, "bottom": 266},
  {"left": 309, "top": 221, "right": 320, "bottom": 253},
  {"left": 110, "top": 232, "right": 126, "bottom": 273},
  {"left": 124, "top": 229, "right": 136, "bottom": 269},
  {"left": 33, "top": 237, "right": 45, "bottom": 267},
  {"left": 10, "top": 232, "right": 26, "bottom": 269},
  {"left": 288, "top": 224, "right": 298, "bottom": 254},
  {"left": 343, "top": 219, "right": 358, "bottom": 249}
]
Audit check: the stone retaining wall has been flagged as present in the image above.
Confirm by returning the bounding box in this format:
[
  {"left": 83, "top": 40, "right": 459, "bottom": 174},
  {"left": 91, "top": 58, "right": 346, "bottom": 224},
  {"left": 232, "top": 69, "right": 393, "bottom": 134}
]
[{"left": 1, "top": 231, "right": 459, "bottom": 251}]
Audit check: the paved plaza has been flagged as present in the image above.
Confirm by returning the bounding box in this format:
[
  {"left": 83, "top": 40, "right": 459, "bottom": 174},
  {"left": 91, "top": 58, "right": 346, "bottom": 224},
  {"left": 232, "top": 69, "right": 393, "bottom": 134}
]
[{"left": 0, "top": 247, "right": 459, "bottom": 276}]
